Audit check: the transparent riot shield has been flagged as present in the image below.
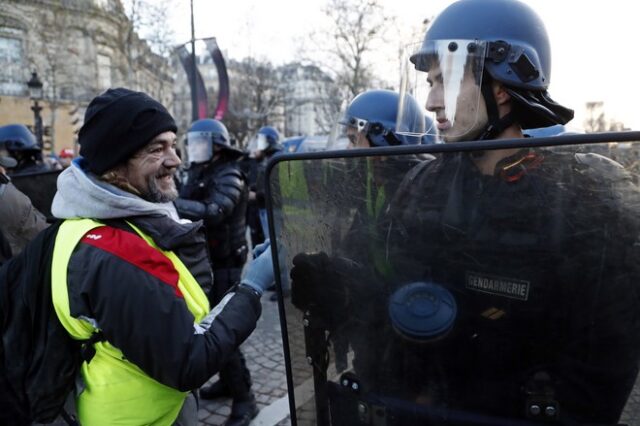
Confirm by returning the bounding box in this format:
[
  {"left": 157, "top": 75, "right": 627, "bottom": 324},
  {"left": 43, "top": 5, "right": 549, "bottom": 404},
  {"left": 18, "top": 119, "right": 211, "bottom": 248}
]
[
  {"left": 10, "top": 169, "right": 61, "bottom": 219},
  {"left": 266, "top": 132, "right": 640, "bottom": 426}
]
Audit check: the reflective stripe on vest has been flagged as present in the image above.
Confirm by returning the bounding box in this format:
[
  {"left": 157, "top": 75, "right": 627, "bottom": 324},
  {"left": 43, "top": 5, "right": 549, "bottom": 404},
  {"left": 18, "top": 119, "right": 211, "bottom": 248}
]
[{"left": 51, "top": 218, "right": 210, "bottom": 426}]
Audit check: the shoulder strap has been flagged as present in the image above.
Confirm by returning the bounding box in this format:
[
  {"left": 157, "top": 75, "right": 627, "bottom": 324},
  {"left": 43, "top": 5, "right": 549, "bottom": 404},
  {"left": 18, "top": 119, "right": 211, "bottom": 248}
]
[{"left": 51, "top": 219, "right": 104, "bottom": 340}]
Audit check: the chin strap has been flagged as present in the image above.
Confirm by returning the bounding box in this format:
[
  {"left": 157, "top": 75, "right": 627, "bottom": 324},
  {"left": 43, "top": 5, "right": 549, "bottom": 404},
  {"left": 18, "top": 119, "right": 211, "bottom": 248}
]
[
  {"left": 382, "top": 130, "right": 403, "bottom": 146},
  {"left": 477, "top": 81, "right": 516, "bottom": 141}
]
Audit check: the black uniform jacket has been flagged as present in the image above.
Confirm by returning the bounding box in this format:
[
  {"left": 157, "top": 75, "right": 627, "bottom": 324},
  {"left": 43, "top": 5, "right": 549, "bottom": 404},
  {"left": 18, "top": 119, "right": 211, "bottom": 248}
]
[
  {"left": 353, "top": 148, "right": 640, "bottom": 424},
  {"left": 176, "top": 158, "right": 248, "bottom": 265}
]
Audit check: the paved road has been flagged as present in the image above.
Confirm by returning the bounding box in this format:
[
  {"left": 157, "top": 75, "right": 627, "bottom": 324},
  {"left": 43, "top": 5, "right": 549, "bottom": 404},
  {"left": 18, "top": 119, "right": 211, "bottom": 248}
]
[{"left": 198, "top": 295, "right": 292, "bottom": 426}]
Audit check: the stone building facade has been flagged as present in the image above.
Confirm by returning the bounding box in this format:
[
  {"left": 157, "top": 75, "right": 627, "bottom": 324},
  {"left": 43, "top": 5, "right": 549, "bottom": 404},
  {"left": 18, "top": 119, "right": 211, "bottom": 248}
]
[
  {"left": 279, "top": 62, "right": 338, "bottom": 137},
  {"left": 0, "top": 0, "right": 173, "bottom": 154}
]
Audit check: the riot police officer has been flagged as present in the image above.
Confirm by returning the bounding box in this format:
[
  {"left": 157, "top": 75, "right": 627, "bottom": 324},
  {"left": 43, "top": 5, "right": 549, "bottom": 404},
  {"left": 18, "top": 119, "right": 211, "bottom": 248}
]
[
  {"left": 252, "top": 126, "right": 283, "bottom": 233},
  {"left": 174, "top": 119, "right": 257, "bottom": 426},
  {"left": 291, "top": 0, "right": 640, "bottom": 424},
  {"left": 336, "top": 89, "right": 427, "bottom": 263},
  {"left": 0, "top": 124, "right": 50, "bottom": 175},
  {"left": 340, "top": 89, "right": 424, "bottom": 149},
  {"left": 328, "top": 89, "right": 427, "bottom": 371},
  {"left": 251, "top": 126, "right": 287, "bottom": 301}
]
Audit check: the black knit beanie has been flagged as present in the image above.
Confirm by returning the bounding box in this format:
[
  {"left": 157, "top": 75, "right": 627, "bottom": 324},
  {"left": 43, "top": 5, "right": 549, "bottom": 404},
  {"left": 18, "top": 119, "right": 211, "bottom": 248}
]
[{"left": 78, "top": 88, "right": 177, "bottom": 174}]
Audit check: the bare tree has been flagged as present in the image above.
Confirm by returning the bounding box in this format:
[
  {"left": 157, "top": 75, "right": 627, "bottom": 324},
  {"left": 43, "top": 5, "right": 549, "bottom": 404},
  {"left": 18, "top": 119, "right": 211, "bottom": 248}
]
[
  {"left": 121, "top": 0, "right": 175, "bottom": 100},
  {"left": 303, "top": 0, "right": 393, "bottom": 99},
  {"left": 286, "top": 0, "right": 397, "bottom": 135},
  {"left": 584, "top": 101, "right": 628, "bottom": 133},
  {"left": 224, "top": 58, "right": 286, "bottom": 148},
  {"left": 28, "top": 3, "right": 94, "bottom": 152},
  {"left": 278, "top": 63, "right": 342, "bottom": 136},
  {"left": 390, "top": 17, "right": 433, "bottom": 89},
  {"left": 584, "top": 101, "right": 606, "bottom": 133}
]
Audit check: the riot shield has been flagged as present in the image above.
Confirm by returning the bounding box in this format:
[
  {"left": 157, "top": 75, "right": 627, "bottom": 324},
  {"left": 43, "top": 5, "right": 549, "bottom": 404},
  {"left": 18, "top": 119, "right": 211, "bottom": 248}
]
[
  {"left": 10, "top": 170, "right": 61, "bottom": 219},
  {"left": 266, "top": 132, "right": 640, "bottom": 426}
]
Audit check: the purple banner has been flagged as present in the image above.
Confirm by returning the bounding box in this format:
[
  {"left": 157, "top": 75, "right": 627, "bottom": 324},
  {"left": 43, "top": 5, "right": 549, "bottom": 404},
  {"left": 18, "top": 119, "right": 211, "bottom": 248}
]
[
  {"left": 177, "top": 45, "right": 209, "bottom": 121},
  {"left": 204, "top": 37, "right": 230, "bottom": 121}
]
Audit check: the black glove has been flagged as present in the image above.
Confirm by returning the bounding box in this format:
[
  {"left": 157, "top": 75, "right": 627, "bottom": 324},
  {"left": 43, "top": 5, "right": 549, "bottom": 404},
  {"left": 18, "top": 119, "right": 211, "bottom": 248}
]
[{"left": 291, "top": 252, "right": 366, "bottom": 330}]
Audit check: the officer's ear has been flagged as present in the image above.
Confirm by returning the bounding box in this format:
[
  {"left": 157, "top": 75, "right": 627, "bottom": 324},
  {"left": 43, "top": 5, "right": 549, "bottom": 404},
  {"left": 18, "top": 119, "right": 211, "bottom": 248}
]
[{"left": 493, "top": 82, "right": 511, "bottom": 106}]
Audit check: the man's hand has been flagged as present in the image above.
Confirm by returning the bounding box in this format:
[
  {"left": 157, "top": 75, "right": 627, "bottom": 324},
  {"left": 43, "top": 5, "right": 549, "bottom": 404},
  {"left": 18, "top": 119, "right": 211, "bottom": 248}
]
[{"left": 240, "top": 240, "right": 275, "bottom": 295}]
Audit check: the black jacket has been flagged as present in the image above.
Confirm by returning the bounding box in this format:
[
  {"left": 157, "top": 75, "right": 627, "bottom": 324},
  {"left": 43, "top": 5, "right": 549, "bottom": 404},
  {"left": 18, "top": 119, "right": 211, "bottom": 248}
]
[
  {"left": 345, "top": 149, "right": 640, "bottom": 424},
  {"left": 176, "top": 157, "right": 248, "bottom": 267}
]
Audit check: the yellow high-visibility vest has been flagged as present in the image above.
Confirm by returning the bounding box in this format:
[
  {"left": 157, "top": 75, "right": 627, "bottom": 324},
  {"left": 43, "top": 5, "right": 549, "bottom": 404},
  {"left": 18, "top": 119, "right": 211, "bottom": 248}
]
[{"left": 51, "top": 218, "right": 209, "bottom": 425}]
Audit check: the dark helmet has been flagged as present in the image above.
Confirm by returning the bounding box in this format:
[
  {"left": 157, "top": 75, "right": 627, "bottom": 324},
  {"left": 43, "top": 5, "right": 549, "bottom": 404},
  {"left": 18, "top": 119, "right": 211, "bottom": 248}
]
[
  {"left": 0, "top": 124, "right": 40, "bottom": 152},
  {"left": 340, "top": 90, "right": 424, "bottom": 147},
  {"left": 257, "top": 126, "right": 280, "bottom": 145},
  {"left": 255, "top": 126, "right": 282, "bottom": 154},
  {"left": 186, "top": 118, "right": 241, "bottom": 164},
  {"left": 418, "top": 0, "right": 551, "bottom": 91},
  {"left": 402, "top": 0, "right": 573, "bottom": 141}
]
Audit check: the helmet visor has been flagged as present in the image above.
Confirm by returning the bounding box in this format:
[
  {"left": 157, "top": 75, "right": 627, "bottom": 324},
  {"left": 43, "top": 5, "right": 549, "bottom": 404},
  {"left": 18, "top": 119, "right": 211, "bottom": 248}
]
[
  {"left": 248, "top": 134, "right": 269, "bottom": 153},
  {"left": 186, "top": 132, "right": 213, "bottom": 164},
  {"left": 398, "top": 40, "right": 487, "bottom": 142}
]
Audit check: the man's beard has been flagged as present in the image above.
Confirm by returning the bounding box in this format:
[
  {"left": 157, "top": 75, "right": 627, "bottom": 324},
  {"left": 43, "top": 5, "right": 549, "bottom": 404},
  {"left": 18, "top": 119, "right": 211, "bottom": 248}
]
[{"left": 142, "top": 173, "right": 178, "bottom": 203}]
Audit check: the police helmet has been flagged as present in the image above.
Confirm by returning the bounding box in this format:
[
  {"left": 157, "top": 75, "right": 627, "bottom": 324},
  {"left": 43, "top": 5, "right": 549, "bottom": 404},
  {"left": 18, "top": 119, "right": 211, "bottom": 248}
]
[
  {"left": 186, "top": 119, "right": 241, "bottom": 164},
  {"left": 255, "top": 126, "right": 282, "bottom": 154},
  {"left": 0, "top": 124, "right": 40, "bottom": 152},
  {"left": 398, "top": 0, "right": 573, "bottom": 141},
  {"left": 340, "top": 90, "right": 424, "bottom": 147}
]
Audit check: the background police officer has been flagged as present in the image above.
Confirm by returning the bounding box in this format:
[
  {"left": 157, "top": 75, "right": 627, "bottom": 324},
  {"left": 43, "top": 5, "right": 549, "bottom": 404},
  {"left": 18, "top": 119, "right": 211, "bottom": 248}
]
[
  {"left": 336, "top": 89, "right": 427, "bottom": 268},
  {"left": 174, "top": 119, "right": 257, "bottom": 426},
  {"left": 0, "top": 124, "right": 50, "bottom": 175},
  {"left": 252, "top": 126, "right": 283, "bottom": 236},
  {"left": 249, "top": 126, "right": 288, "bottom": 301}
]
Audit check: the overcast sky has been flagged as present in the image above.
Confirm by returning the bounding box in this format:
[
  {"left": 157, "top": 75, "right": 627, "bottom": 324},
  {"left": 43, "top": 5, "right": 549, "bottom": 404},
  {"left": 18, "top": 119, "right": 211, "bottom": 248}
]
[{"left": 167, "top": 0, "right": 640, "bottom": 131}]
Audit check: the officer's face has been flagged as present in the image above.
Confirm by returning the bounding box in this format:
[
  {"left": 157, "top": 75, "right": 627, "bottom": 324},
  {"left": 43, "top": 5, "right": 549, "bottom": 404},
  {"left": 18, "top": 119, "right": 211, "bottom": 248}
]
[
  {"left": 425, "top": 62, "right": 488, "bottom": 143},
  {"left": 120, "top": 131, "right": 181, "bottom": 203},
  {"left": 212, "top": 144, "right": 223, "bottom": 161},
  {"left": 346, "top": 127, "right": 370, "bottom": 149}
]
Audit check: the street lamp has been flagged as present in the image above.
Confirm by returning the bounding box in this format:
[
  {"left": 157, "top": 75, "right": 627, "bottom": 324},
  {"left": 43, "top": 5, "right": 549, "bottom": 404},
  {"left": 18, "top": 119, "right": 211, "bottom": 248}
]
[{"left": 26, "top": 71, "right": 44, "bottom": 147}]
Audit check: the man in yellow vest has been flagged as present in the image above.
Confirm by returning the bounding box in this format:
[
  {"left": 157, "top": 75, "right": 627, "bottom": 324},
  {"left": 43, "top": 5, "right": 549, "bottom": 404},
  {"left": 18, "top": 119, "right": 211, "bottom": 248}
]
[{"left": 50, "top": 88, "right": 274, "bottom": 425}]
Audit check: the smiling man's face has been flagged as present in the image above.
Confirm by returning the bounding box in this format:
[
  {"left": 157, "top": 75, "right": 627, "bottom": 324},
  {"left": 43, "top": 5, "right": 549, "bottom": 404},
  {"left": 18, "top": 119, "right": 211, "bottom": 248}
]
[{"left": 121, "top": 131, "right": 181, "bottom": 202}]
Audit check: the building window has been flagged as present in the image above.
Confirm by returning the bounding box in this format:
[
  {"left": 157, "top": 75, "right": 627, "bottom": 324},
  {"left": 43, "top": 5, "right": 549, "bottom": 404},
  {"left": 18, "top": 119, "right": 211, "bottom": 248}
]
[
  {"left": 97, "top": 54, "right": 111, "bottom": 89},
  {"left": 0, "top": 35, "right": 25, "bottom": 96},
  {"left": 59, "top": 86, "right": 74, "bottom": 100}
]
